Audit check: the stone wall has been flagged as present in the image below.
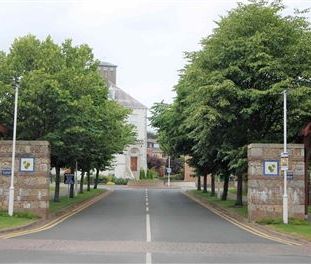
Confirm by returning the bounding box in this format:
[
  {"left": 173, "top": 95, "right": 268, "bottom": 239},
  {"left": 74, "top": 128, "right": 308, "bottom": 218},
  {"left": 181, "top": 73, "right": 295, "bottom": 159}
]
[
  {"left": 0, "top": 141, "right": 50, "bottom": 218},
  {"left": 248, "top": 143, "right": 305, "bottom": 221}
]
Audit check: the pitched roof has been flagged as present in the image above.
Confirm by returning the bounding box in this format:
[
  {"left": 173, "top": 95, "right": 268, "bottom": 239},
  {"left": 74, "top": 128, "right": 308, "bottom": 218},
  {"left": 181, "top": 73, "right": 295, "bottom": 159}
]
[
  {"left": 110, "top": 85, "right": 147, "bottom": 109},
  {"left": 99, "top": 61, "right": 117, "bottom": 67}
]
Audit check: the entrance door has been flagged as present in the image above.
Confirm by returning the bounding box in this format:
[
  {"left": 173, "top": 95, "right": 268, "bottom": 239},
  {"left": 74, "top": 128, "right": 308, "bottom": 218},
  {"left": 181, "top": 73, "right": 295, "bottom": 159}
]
[{"left": 130, "top": 157, "right": 138, "bottom": 172}]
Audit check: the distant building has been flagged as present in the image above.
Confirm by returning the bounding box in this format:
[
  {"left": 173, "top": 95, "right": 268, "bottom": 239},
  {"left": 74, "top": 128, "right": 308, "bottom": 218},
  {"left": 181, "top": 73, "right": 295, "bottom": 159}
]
[
  {"left": 99, "top": 62, "right": 147, "bottom": 179},
  {"left": 147, "top": 134, "right": 166, "bottom": 176},
  {"left": 147, "top": 137, "right": 164, "bottom": 159},
  {"left": 183, "top": 156, "right": 196, "bottom": 182}
]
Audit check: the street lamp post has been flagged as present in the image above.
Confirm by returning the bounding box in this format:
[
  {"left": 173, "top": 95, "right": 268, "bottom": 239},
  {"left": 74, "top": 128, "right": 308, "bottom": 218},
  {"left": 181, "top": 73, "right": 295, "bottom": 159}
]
[
  {"left": 167, "top": 156, "right": 171, "bottom": 187},
  {"left": 282, "top": 90, "right": 288, "bottom": 224},
  {"left": 75, "top": 161, "right": 78, "bottom": 197},
  {"left": 8, "top": 77, "right": 21, "bottom": 216}
]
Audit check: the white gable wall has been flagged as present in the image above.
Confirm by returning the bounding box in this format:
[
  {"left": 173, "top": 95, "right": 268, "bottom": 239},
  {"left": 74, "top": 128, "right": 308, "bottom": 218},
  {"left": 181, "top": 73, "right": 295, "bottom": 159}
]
[
  {"left": 103, "top": 107, "right": 147, "bottom": 179},
  {"left": 99, "top": 62, "right": 147, "bottom": 179}
]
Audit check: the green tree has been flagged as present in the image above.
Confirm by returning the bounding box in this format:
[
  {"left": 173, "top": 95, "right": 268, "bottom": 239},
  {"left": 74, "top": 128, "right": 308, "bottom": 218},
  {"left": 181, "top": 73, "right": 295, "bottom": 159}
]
[
  {"left": 0, "top": 35, "right": 135, "bottom": 202},
  {"left": 151, "top": 0, "right": 311, "bottom": 205}
]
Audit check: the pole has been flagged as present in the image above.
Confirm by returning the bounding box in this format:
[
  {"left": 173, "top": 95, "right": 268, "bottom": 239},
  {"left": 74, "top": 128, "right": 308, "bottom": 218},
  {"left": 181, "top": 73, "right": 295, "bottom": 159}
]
[
  {"left": 8, "top": 77, "right": 20, "bottom": 216},
  {"left": 75, "top": 161, "right": 78, "bottom": 197},
  {"left": 217, "top": 175, "right": 221, "bottom": 199},
  {"left": 168, "top": 156, "right": 171, "bottom": 187},
  {"left": 283, "top": 90, "right": 288, "bottom": 224}
]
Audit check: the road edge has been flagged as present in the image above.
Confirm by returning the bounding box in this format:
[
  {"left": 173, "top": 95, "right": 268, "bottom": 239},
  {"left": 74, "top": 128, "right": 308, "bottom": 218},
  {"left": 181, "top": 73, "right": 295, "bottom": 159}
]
[
  {"left": 183, "top": 191, "right": 310, "bottom": 246},
  {"left": 0, "top": 190, "right": 113, "bottom": 239}
]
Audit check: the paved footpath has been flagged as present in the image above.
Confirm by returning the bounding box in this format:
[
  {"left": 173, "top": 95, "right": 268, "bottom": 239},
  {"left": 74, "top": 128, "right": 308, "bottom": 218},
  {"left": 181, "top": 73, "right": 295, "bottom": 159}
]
[{"left": 0, "top": 189, "right": 310, "bottom": 263}]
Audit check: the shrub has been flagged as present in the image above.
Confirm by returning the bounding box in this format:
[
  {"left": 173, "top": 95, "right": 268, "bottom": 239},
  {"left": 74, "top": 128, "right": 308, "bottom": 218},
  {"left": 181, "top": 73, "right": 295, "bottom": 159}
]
[
  {"left": 139, "top": 169, "right": 146, "bottom": 180},
  {"left": 114, "top": 178, "right": 129, "bottom": 185},
  {"left": 150, "top": 169, "right": 159, "bottom": 179},
  {"left": 146, "top": 169, "right": 152, "bottom": 179}
]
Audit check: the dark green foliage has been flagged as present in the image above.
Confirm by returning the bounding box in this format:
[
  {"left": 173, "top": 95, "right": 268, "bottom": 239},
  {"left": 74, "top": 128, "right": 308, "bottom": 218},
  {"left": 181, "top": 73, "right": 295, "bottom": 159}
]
[
  {"left": 0, "top": 35, "right": 135, "bottom": 200},
  {"left": 151, "top": 1, "right": 311, "bottom": 204},
  {"left": 146, "top": 169, "right": 158, "bottom": 179},
  {"left": 146, "top": 169, "right": 152, "bottom": 179}
]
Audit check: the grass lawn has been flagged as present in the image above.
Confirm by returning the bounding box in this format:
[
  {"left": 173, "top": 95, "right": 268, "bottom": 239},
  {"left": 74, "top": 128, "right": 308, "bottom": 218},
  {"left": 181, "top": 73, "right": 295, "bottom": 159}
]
[
  {"left": 270, "top": 223, "right": 311, "bottom": 241},
  {"left": 49, "top": 185, "right": 68, "bottom": 198},
  {"left": 0, "top": 211, "right": 37, "bottom": 231},
  {"left": 189, "top": 190, "right": 248, "bottom": 218},
  {"left": 228, "top": 188, "right": 237, "bottom": 195},
  {"left": 228, "top": 188, "right": 247, "bottom": 196},
  {"left": 49, "top": 188, "right": 104, "bottom": 214}
]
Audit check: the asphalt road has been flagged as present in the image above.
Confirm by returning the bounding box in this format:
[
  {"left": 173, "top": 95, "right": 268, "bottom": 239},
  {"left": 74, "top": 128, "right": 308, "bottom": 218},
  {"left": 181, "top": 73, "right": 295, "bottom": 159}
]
[{"left": 0, "top": 189, "right": 310, "bottom": 263}]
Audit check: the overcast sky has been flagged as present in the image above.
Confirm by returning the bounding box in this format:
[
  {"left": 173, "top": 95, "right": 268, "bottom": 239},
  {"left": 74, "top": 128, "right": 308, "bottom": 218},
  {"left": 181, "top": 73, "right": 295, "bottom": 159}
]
[{"left": 0, "top": 0, "right": 310, "bottom": 111}]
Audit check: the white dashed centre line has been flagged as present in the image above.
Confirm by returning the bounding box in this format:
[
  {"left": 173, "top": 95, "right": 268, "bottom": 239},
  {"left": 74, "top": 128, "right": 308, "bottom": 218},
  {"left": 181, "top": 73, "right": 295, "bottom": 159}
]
[{"left": 145, "top": 189, "right": 152, "bottom": 264}]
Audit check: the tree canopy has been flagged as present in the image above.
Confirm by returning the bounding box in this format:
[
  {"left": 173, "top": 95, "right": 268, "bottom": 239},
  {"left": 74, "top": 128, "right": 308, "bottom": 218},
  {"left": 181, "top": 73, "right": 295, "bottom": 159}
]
[
  {"left": 150, "top": 0, "right": 311, "bottom": 203},
  {"left": 0, "top": 35, "right": 135, "bottom": 199}
]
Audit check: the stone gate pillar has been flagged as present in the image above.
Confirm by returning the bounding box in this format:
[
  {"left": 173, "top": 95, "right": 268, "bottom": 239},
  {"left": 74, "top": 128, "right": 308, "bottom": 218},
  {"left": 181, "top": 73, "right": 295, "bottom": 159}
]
[
  {"left": 0, "top": 141, "right": 50, "bottom": 218},
  {"left": 248, "top": 144, "right": 305, "bottom": 222}
]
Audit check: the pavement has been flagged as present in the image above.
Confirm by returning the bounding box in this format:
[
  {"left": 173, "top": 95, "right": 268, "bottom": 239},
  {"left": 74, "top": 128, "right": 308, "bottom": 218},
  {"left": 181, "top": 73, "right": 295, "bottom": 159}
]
[{"left": 0, "top": 188, "right": 310, "bottom": 263}]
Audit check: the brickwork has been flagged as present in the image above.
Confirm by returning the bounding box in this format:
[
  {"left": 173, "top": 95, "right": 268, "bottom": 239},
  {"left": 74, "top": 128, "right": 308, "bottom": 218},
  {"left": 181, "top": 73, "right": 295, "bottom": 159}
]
[
  {"left": 248, "top": 143, "right": 305, "bottom": 221},
  {"left": 184, "top": 156, "right": 196, "bottom": 182},
  {"left": 0, "top": 141, "right": 50, "bottom": 218}
]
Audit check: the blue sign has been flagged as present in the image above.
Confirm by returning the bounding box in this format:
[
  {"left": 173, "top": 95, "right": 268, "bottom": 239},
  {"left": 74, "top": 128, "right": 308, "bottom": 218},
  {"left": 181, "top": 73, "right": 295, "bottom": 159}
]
[
  {"left": 287, "top": 171, "right": 294, "bottom": 181},
  {"left": 64, "top": 174, "right": 75, "bottom": 184},
  {"left": 1, "top": 168, "right": 11, "bottom": 176}
]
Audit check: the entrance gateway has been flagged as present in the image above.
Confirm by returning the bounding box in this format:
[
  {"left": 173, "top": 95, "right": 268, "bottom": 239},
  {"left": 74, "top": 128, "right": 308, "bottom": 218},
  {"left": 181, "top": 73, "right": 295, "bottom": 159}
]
[
  {"left": 248, "top": 144, "right": 305, "bottom": 221},
  {"left": 0, "top": 141, "right": 50, "bottom": 218}
]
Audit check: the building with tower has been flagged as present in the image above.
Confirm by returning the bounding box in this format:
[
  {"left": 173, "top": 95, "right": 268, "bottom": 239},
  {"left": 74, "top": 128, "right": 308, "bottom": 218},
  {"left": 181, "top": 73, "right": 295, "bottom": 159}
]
[{"left": 99, "top": 62, "right": 147, "bottom": 179}]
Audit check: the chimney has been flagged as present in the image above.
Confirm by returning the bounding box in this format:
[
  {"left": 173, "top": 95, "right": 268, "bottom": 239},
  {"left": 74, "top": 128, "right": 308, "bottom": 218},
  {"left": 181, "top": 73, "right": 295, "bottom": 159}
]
[{"left": 99, "top": 61, "right": 117, "bottom": 86}]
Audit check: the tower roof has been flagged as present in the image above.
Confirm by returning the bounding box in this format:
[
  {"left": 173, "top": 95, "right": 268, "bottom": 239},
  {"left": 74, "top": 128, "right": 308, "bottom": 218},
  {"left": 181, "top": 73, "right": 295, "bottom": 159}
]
[
  {"left": 99, "top": 61, "right": 117, "bottom": 67},
  {"left": 110, "top": 85, "right": 147, "bottom": 109}
]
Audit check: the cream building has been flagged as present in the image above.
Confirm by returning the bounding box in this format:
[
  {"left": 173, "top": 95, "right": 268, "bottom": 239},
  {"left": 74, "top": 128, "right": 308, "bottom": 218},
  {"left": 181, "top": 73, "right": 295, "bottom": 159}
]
[{"left": 99, "top": 62, "right": 147, "bottom": 179}]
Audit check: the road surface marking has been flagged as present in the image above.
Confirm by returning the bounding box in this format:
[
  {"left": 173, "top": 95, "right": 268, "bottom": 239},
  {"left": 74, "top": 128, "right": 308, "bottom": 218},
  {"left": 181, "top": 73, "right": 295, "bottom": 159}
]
[
  {"left": 146, "top": 214, "right": 151, "bottom": 242},
  {"left": 145, "top": 189, "right": 152, "bottom": 264},
  {"left": 146, "top": 252, "right": 152, "bottom": 264}
]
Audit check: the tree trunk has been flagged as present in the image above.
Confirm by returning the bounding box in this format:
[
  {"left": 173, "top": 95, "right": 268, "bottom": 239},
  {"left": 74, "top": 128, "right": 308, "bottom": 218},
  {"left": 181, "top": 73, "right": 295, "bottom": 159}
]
[
  {"left": 197, "top": 175, "right": 201, "bottom": 191},
  {"left": 235, "top": 174, "right": 243, "bottom": 206},
  {"left": 87, "top": 170, "right": 91, "bottom": 191},
  {"left": 53, "top": 166, "right": 60, "bottom": 202},
  {"left": 94, "top": 168, "right": 99, "bottom": 189},
  {"left": 211, "top": 174, "right": 215, "bottom": 196},
  {"left": 69, "top": 184, "right": 74, "bottom": 198},
  {"left": 80, "top": 170, "right": 85, "bottom": 194},
  {"left": 221, "top": 174, "right": 229, "bottom": 201},
  {"left": 203, "top": 173, "right": 207, "bottom": 193}
]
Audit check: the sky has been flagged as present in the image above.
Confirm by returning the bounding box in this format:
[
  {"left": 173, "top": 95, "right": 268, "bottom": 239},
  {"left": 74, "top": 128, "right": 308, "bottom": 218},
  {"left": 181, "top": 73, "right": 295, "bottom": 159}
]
[{"left": 0, "top": 0, "right": 310, "bottom": 111}]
